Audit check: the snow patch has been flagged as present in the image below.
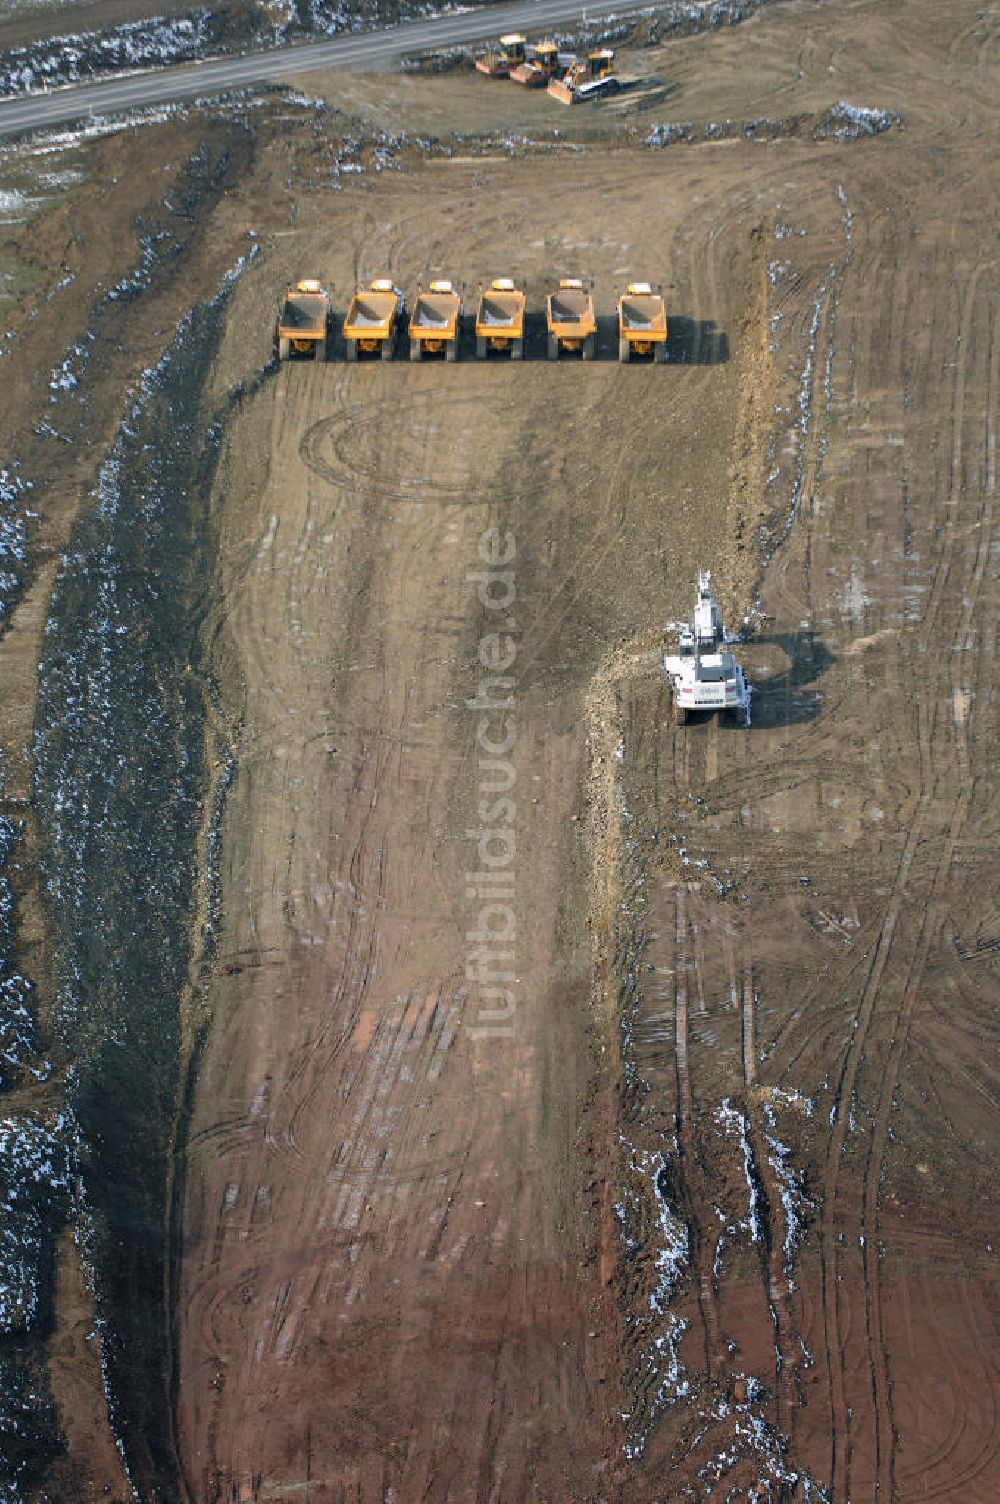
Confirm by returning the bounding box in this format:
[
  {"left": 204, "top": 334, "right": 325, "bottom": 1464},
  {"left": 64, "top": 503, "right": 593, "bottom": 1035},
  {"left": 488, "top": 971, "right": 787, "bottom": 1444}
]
[
  {"left": 0, "top": 466, "right": 33, "bottom": 619},
  {"left": 816, "top": 102, "right": 900, "bottom": 141}
]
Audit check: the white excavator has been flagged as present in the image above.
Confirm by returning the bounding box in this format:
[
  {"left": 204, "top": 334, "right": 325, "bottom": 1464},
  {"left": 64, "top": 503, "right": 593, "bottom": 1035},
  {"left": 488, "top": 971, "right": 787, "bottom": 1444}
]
[{"left": 663, "top": 572, "right": 751, "bottom": 725}]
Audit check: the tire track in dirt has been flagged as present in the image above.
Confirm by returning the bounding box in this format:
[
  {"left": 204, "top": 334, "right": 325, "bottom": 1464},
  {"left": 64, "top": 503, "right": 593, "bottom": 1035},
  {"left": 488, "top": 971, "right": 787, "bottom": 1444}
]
[
  {"left": 579, "top": 172, "right": 838, "bottom": 1473},
  {"left": 802, "top": 204, "right": 973, "bottom": 1495},
  {"left": 893, "top": 1274, "right": 998, "bottom": 1500},
  {"left": 783, "top": 163, "right": 999, "bottom": 1490},
  {"left": 671, "top": 882, "right": 730, "bottom": 1384},
  {"left": 856, "top": 281, "right": 997, "bottom": 1503},
  {"left": 182, "top": 184, "right": 682, "bottom": 1489}
]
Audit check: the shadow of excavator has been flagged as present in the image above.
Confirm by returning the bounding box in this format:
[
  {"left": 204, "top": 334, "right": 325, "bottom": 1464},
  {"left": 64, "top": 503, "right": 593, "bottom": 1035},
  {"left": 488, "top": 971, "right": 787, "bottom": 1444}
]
[
  {"left": 672, "top": 628, "right": 836, "bottom": 731},
  {"left": 743, "top": 628, "right": 837, "bottom": 729}
]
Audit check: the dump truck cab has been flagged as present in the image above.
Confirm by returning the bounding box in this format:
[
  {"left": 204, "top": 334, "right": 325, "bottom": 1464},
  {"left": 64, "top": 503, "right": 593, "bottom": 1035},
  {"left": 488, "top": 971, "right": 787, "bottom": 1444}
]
[
  {"left": 409, "top": 279, "right": 463, "bottom": 362},
  {"left": 617, "top": 281, "right": 668, "bottom": 363},
  {"left": 276, "top": 278, "right": 331, "bottom": 361},
  {"left": 546, "top": 278, "right": 597, "bottom": 360},
  {"left": 475, "top": 278, "right": 526, "bottom": 360},
  {"left": 343, "top": 278, "right": 404, "bottom": 361}
]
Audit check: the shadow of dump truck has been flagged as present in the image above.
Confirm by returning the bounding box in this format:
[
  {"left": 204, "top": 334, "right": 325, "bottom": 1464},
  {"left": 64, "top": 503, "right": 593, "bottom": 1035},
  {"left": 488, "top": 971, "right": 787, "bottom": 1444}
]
[{"left": 667, "top": 315, "right": 729, "bottom": 365}]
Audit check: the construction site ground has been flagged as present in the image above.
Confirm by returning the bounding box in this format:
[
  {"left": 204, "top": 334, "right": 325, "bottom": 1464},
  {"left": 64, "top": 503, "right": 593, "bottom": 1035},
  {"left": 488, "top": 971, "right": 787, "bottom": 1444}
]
[{"left": 0, "top": 2, "right": 997, "bottom": 1500}]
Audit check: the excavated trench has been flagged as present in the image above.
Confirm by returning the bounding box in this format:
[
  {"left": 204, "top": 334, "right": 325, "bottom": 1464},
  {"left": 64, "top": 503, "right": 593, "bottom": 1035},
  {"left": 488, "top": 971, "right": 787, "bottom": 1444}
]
[{"left": 32, "top": 282, "right": 257, "bottom": 1497}]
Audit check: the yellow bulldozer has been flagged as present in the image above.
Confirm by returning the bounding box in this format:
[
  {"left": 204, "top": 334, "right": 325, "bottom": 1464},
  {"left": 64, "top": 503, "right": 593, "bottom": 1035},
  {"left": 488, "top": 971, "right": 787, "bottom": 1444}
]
[
  {"left": 276, "top": 279, "right": 331, "bottom": 361},
  {"left": 546, "top": 278, "right": 597, "bottom": 360},
  {"left": 509, "top": 41, "right": 561, "bottom": 87},
  {"left": 547, "top": 48, "right": 617, "bottom": 105},
  {"left": 474, "top": 278, "right": 526, "bottom": 359},
  {"left": 342, "top": 278, "right": 404, "bottom": 362},
  {"left": 408, "top": 280, "right": 463, "bottom": 362},
  {"left": 616, "top": 282, "right": 668, "bottom": 363}
]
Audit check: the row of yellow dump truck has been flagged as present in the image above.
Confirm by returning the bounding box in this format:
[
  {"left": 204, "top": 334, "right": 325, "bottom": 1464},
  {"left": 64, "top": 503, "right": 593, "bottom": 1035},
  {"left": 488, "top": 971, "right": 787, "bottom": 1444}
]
[
  {"left": 474, "top": 35, "right": 619, "bottom": 104},
  {"left": 276, "top": 279, "right": 667, "bottom": 363}
]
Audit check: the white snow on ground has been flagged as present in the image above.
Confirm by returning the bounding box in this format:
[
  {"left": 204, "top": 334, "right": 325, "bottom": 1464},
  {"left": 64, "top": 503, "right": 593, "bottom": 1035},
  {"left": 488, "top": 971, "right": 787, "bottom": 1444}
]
[
  {"left": 0, "top": 0, "right": 785, "bottom": 108},
  {"left": 817, "top": 101, "right": 899, "bottom": 140},
  {"left": 697, "top": 1378, "right": 829, "bottom": 1500},
  {"left": 646, "top": 103, "right": 900, "bottom": 151},
  {"left": 7, "top": 92, "right": 268, "bottom": 160},
  {"left": 36, "top": 167, "right": 84, "bottom": 190},
  {"left": 0, "top": 1115, "right": 72, "bottom": 1335},
  {"left": 1, "top": 243, "right": 259, "bottom": 1492},
  {"left": 762, "top": 1099, "right": 815, "bottom": 1279},
  {"left": 0, "top": 1, "right": 482, "bottom": 101},
  {"left": 716, "top": 1097, "right": 762, "bottom": 1242},
  {"left": 764, "top": 185, "right": 853, "bottom": 563},
  {"left": 618, "top": 1141, "right": 692, "bottom": 1459},
  {"left": 0, "top": 467, "right": 32, "bottom": 619},
  {"left": 610, "top": 772, "right": 695, "bottom": 1455},
  {"left": 0, "top": 15, "right": 213, "bottom": 98},
  {"left": 647, "top": 1151, "right": 689, "bottom": 1313},
  {"left": 0, "top": 186, "right": 41, "bottom": 222},
  {"left": 48, "top": 352, "right": 80, "bottom": 395},
  {"left": 0, "top": 819, "right": 50, "bottom": 1095}
]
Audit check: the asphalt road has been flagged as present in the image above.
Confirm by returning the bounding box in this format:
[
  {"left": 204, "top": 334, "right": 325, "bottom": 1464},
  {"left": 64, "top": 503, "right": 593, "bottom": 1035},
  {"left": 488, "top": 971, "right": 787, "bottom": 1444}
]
[{"left": 0, "top": 0, "right": 656, "bottom": 138}]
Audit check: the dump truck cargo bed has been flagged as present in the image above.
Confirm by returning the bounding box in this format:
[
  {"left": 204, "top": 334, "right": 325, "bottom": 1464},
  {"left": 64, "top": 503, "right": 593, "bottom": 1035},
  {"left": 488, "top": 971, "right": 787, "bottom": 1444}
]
[
  {"left": 276, "top": 280, "right": 330, "bottom": 361},
  {"left": 344, "top": 292, "right": 397, "bottom": 332},
  {"left": 618, "top": 283, "right": 668, "bottom": 362},
  {"left": 278, "top": 293, "right": 328, "bottom": 336},
  {"left": 475, "top": 280, "right": 525, "bottom": 359},
  {"left": 343, "top": 281, "right": 403, "bottom": 360},
  {"left": 546, "top": 281, "right": 597, "bottom": 358},
  {"left": 547, "top": 286, "right": 595, "bottom": 331},
  {"left": 408, "top": 283, "right": 462, "bottom": 361}
]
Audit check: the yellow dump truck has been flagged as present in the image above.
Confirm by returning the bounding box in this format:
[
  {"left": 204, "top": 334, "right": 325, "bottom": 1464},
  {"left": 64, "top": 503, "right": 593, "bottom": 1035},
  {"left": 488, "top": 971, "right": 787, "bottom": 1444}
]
[
  {"left": 475, "top": 33, "right": 526, "bottom": 78},
  {"left": 617, "top": 282, "right": 668, "bottom": 363},
  {"left": 546, "top": 278, "right": 597, "bottom": 360},
  {"left": 408, "top": 280, "right": 462, "bottom": 362},
  {"left": 276, "top": 279, "right": 331, "bottom": 361},
  {"left": 475, "top": 278, "right": 526, "bottom": 360},
  {"left": 343, "top": 278, "right": 404, "bottom": 362},
  {"left": 548, "top": 48, "right": 617, "bottom": 104}
]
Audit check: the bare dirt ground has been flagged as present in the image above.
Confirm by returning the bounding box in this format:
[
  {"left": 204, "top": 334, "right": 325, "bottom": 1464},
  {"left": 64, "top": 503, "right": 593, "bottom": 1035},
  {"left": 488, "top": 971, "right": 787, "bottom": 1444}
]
[{"left": 0, "top": 1, "right": 997, "bottom": 1500}]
